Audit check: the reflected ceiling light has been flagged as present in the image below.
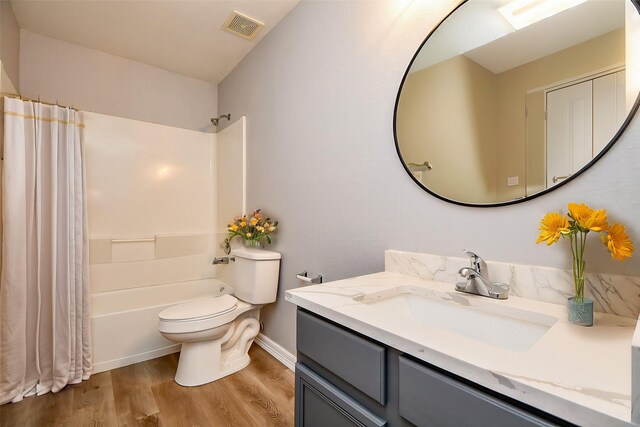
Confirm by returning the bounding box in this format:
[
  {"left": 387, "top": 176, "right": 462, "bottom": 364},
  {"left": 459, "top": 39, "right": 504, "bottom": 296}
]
[
  {"left": 156, "top": 165, "right": 173, "bottom": 180},
  {"left": 498, "top": 0, "right": 588, "bottom": 30}
]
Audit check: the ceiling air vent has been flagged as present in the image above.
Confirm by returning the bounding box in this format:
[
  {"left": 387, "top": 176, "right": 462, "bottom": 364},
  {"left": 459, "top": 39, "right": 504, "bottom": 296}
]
[{"left": 223, "top": 11, "right": 264, "bottom": 41}]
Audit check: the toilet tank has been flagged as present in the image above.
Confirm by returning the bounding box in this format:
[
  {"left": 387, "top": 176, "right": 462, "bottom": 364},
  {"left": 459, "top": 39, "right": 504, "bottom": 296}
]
[{"left": 230, "top": 248, "right": 281, "bottom": 304}]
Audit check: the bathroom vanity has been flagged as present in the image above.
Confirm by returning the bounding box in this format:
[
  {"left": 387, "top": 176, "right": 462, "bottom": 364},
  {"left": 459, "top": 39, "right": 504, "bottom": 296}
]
[
  {"left": 286, "top": 250, "right": 640, "bottom": 427},
  {"left": 295, "top": 308, "right": 570, "bottom": 426}
]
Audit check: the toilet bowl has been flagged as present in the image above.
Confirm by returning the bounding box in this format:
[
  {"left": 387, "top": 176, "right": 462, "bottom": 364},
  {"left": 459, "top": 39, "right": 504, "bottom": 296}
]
[{"left": 158, "top": 247, "right": 281, "bottom": 387}]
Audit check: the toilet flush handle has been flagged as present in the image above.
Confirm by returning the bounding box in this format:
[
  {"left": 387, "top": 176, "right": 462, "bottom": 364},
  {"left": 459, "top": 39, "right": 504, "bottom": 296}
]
[{"left": 212, "top": 256, "right": 235, "bottom": 265}]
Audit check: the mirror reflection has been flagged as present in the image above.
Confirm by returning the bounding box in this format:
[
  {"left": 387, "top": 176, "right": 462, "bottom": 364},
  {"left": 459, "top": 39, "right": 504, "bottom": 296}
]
[{"left": 395, "top": 0, "right": 639, "bottom": 205}]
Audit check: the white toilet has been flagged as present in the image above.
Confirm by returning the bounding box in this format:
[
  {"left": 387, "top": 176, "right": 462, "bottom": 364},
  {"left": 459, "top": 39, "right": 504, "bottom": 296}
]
[{"left": 158, "top": 247, "right": 281, "bottom": 387}]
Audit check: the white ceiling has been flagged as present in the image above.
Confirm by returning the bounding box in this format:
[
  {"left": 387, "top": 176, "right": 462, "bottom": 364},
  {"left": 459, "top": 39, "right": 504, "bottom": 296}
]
[
  {"left": 411, "top": 0, "right": 626, "bottom": 75},
  {"left": 9, "top": 0, "right": 299, "bottom": 84},
  {"left": 410, "top": 0, "right": 513, "bottom": 73}
]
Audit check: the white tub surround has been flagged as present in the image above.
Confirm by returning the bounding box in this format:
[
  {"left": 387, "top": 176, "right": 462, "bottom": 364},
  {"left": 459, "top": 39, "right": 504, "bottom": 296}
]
[
  {"left": 386, "top": 250, "right": 640, "bottom": 319},
  {"left": 286, "top": 251, "right": 640, "bottom": 427},
  {"left": 83, "top": 111, "right": 247, "bottom": 374}
]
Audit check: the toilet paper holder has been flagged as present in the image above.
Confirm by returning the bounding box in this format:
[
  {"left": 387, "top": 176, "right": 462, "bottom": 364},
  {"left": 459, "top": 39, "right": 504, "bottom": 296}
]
[{"left": 296, "top": 271, "right": 323, "bottom": 284}]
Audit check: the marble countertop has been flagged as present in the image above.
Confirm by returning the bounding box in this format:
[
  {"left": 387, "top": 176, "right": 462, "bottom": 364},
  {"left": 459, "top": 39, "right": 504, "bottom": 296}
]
[{"left": 286, "top": 272, "right": 638, "bottom": 427}]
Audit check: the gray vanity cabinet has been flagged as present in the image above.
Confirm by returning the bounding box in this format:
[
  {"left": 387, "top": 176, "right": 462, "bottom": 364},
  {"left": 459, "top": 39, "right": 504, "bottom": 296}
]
[
  {"left": 296, "top": 363, "right": 387, "bottom": 427},
  {"left": 398, "top": 357, "right": 556, "bottom": 427},
  {"left": 296, "top": 309, "right": 386, "bottom": 404},
  {"left": 295, "top": 309, "right": 572, "bottom": 427}
]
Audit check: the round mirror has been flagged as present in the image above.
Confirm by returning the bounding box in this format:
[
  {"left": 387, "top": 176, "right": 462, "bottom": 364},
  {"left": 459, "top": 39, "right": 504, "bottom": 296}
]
[{"left": 394, "top": 0, "right": 640, "bottom": 206}]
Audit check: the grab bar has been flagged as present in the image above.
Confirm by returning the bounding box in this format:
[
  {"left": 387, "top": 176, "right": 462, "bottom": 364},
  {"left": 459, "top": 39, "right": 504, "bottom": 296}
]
[{"left": 111, "top": 237, "right": 156, "bottom": 243}]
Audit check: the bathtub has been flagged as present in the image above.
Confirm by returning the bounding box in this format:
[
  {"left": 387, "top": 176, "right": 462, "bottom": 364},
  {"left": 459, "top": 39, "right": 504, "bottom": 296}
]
[{"left": 91, "top": 278, "right": 229, "bottom": 373}]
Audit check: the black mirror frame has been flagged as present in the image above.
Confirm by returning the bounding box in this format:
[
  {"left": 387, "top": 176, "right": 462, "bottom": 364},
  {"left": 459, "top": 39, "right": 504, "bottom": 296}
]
[{"left": 393, "top": 0, "right": 640, "bottom": 208}]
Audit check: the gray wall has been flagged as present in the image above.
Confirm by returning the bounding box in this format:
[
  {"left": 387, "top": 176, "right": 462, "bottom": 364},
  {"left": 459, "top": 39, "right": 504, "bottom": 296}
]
[
  {"left": 19, "top": 30, "right": 217, "bottom": 132},
  {"left": 0, "top": 1, "right": 20, "bottom": 94},
  {"left": 219, "top": 0, "right": 640, "bottom": 354},
  {"left": 0, "top": 0, "right": 21, "bottom": 278}
]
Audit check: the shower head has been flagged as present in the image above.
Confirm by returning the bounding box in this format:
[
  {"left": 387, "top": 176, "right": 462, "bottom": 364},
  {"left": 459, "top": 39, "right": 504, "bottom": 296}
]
[{"left": 211, "top": 114, "right": 231, "bottom": 126}]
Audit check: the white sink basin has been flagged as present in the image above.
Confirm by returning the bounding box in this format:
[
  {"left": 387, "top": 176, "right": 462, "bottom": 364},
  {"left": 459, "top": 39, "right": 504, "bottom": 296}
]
[{"left": 355, "top": 287, "right": 558, "bottom": 352}]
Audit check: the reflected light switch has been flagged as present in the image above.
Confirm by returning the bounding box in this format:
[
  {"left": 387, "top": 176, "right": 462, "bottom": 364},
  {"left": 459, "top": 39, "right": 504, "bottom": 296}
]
[{"left": 507, "top": 176, "right": 519, "bottom": 186}]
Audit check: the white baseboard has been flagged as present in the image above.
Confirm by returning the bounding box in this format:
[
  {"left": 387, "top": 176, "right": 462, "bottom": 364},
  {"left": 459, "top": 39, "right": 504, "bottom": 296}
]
[
  {"left": 92, "top": 335, "right": 295, "bottom": 375},
  {"left": 92, "top": 344, "right": 181, "bottom": 374},
  {"left": 254, "top": 333, "right": 296, "bottom": 372}
]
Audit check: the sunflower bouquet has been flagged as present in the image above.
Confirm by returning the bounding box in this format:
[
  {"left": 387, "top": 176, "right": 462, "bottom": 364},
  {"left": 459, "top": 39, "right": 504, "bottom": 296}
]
[
  {"left": 536, "top": 203, "right": 633, "bottom": 304},
  {"left": 227, "top": 209, "right": 278, "bottom": 248}
]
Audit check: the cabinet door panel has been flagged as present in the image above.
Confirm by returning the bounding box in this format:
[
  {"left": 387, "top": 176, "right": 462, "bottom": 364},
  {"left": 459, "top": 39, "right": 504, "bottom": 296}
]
[
  {"left": 398, "top": 357, "right": 557, "bottom": 427},
  {"left": 296, "top": 363, "right": 387, "bottom": 427},
  {"left": 297, "top": 310, "right": 386, "bottom": 404}
]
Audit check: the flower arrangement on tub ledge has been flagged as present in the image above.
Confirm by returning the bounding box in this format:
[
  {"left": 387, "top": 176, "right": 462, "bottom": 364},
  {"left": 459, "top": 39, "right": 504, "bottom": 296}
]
[
  {"left": 227, "top": 209, "right": 278, "bottom": 248},
  {"left": 536, "top": 203, "right": 633, "bottom": 326}
]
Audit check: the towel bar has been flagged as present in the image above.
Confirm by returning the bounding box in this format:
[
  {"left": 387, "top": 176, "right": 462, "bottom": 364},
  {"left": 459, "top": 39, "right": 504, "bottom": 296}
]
[{"left": 111, "top": 237, "right": 156, "bottom": 243}]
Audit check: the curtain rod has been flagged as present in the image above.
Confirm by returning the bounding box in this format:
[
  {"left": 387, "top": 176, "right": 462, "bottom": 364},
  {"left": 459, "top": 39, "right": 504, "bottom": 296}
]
[{"left": 1, "top": 92, "right": 79, "bottom": 111}]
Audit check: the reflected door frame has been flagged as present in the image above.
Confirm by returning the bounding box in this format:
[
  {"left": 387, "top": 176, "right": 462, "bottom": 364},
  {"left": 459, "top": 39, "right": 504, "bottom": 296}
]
[{"left": 545, "top": 79, "right": 593, "bottom": 189}]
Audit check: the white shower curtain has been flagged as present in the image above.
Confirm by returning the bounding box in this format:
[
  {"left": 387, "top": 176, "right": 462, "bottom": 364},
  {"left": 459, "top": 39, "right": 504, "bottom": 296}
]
[{"left": 0, "top": 97, "right": 91, "bottom": 404}]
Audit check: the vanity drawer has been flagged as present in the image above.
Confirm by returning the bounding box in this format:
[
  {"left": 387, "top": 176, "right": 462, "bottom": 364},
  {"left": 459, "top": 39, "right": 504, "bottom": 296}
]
[
  {"left": 296, "top": 363, "right": 387, "bottom": 427},
  {"left": 398, "top": 357, "right": 558, "bottom": 427},
  {"left": 297, "top": 310, "right": 386, "bottom": 404}
]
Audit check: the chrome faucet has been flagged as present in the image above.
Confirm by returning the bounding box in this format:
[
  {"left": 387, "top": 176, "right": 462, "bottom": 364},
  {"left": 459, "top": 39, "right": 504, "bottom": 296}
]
[{"left": 455, "top": 250, "right": 509, "bottom": 299}]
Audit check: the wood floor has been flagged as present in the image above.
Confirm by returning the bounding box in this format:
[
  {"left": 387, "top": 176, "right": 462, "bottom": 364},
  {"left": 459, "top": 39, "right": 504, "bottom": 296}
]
[{"left": 0, "top": 345, "right": 295, "bottom": 427}]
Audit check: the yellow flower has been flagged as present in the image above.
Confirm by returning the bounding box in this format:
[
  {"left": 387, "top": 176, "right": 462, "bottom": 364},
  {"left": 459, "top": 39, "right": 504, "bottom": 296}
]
[
  {"left": 568, "top": 203, "right": 608, "bottom": 232},
  {"left": 269, "top": 226, "right": 276, "bottom": 232},
  {"left": 256, "top": 226, "right": 264, "bottom": 232},
  {"left": 239, "top": 220, "right": 246, "bottom": 227},
  {"left": 229, "top": 224, "right": 238, "bottom": 231},
  {"left": 536, "top": 212, "right": 570, "bottom": 246},
  {"left": 245, "top": 232, "right": 252, "bottom": 238},
  {"left": 250, "top": 218, "right": 258, "bottom": 226},
  {"left": 602, "top": 224, "right": 634, "bottom": 261}
]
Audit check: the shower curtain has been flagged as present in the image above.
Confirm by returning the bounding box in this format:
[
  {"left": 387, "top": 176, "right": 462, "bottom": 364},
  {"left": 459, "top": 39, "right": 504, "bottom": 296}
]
[{"left": 0, "top": 97, "right": 91, "bottom": 404}]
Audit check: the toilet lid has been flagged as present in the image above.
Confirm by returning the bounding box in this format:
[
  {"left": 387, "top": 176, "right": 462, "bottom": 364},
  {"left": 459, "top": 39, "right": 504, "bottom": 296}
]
[{"left": 159, "top": 294, "right": 238, "bottom": 322}]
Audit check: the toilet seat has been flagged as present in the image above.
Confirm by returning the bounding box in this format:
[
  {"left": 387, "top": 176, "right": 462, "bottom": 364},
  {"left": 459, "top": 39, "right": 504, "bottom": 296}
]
[
  {"left": 159, "top": 294, "right": 238, "bottom": 322},
  {"left": 158, "top": 296, "right": 255, "bottom": 335}
]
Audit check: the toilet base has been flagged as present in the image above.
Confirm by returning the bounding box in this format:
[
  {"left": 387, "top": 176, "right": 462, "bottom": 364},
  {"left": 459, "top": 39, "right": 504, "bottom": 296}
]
[
  {"left": 175, "top": 343, "right": 251, "bottom": 386},
  {"left": 174, "top": 312, "right": 260, "bottom": 387}
]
